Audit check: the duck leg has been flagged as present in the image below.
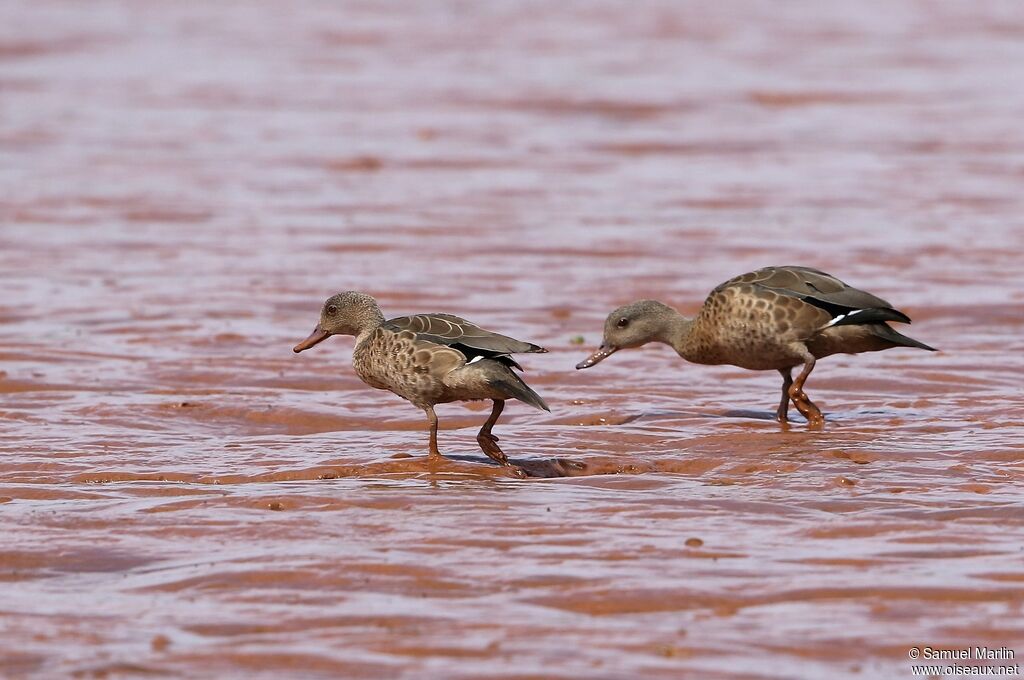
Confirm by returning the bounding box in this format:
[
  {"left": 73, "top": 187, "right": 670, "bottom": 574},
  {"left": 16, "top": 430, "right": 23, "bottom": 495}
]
[
  {"left": 787, "top": 357, "right": 824, "bottom": 427},
  {"left": 424, "top": 405, "right": 443, "bottom": 459},
  {"left": 777, "top": 367, "right": 793, "bottom": 423},
  {"left": 476, "top": 399, "right": 511, "bottom": 466}
]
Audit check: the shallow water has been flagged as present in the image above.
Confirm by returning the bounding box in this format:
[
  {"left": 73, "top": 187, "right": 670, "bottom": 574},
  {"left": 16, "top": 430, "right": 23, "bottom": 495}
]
[{"left": 2, "top": 1, "right": 1024, "bottom": 678}]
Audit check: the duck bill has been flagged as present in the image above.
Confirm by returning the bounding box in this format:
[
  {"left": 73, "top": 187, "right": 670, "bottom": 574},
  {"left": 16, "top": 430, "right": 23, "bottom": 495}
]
[
  {"left": 293, "top": 326, "right": 330, "bottom": 353},
  {"left": 575, "top": 344, "right": 618, "bottom": 369}
]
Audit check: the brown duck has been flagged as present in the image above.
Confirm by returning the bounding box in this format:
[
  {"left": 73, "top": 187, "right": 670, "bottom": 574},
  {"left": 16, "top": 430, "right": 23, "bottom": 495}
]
[
  {"left": 576, "top": 266, "right": 935, "bottom": 427},
  {"left": 293, "top": 292, "right": 549, "bottom": 471}
]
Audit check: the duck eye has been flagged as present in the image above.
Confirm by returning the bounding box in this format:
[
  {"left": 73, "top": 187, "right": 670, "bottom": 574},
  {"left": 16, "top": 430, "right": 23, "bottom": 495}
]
[
  {"left": 326, "top": 305, "right": 338, "bottom": 315},
  {"left": 616, "top": 317, "right": 629, "bottom": 328}
]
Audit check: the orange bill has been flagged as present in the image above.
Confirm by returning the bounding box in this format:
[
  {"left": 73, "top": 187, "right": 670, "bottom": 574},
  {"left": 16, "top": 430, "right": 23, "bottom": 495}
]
[
  {"left": 293, "top": 326, "right": 330, "bottom": 353},
  {"left": 575, "top": 344, "right": 617, "bottom": 369}
]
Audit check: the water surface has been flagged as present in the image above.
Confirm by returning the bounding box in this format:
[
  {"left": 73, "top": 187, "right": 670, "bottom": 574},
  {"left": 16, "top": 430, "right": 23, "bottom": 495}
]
[{"left": 2, "top": 1, "right": 1024, "bottom": 678}]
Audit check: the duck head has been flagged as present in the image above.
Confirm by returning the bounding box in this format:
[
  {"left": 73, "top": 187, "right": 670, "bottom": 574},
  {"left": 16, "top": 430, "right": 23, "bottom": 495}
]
[
  {"left": 293, "top": 291, "right": 385, "bottom": 353},
  {"left": 576, "top": 300, "right": 678, "bottom": 369}
]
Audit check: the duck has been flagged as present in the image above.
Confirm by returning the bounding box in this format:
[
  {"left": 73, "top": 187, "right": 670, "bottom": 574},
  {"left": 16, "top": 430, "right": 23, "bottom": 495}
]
[
  {"left": 293, "top": 292, "right": 549, "bottom": 472},
  {"left": 575, "top": 266, "right": 936, "bottom": 427}
]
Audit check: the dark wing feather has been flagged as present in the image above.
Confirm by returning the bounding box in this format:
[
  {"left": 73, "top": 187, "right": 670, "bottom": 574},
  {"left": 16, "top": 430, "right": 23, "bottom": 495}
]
[
  {"left": 720, "top": 266, "right": 911, "bottom": 324},
  {"left": 385, "top": 313, "right": 547, "bottom": 354}
]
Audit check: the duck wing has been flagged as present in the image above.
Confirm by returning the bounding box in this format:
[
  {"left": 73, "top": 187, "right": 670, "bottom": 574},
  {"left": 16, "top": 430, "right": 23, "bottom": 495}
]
[
  {"left": 719, "top": 266, "right": 912, "bottom": 326},
  {"left": 385, "top": 313, "right": 546, "bottom": 370},
  {"left": 404, "top": 333, "right": 467, "bottom": 378}
]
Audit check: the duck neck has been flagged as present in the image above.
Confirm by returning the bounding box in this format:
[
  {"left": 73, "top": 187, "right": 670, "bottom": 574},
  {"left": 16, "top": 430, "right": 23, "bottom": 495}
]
[
  {"left": 659, "top": 312, "right": 698, "bottom": 360},
  {"left": 353, "top": 307, "right": 386, "bottom": 344}
]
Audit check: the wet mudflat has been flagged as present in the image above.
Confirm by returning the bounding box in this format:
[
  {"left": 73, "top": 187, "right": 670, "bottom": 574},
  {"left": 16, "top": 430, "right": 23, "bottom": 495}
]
[{"left": 2, "top": 1, "right": 1024, "bottom": 678}]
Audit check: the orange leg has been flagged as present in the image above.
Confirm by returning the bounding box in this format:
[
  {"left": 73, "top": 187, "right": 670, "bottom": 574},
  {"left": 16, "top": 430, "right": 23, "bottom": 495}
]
[
  {"left": 787, "top": 358, "right": 824, "bottom": 428},
  {"left": 477, "top": 399, "right": 511, "bottom": 466},
  {"left": 477, "top": 401, "right": 527, "bottom": 477},
  {"left": 777, "top": 368, "right": 793, "bottom": 423},
  {"left": 424, "top": 406, "right": 442, "bottom": 458}
]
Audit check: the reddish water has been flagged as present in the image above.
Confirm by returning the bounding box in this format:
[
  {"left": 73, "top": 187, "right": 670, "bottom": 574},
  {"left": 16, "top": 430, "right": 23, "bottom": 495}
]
[{"left": 3, "top": 1, "right": 1024, "bottom": 678}]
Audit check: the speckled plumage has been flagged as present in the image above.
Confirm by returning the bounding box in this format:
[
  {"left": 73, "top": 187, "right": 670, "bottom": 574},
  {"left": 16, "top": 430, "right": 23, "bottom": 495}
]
[
  {"left": 294, "top": 292, "right": 549, "bottom": 472},
  {"left": 351, "top": 326, "right": 518, "bottom": 409},
  {"left": 577, "top": 266, "right": 936, "bottom": 427}
]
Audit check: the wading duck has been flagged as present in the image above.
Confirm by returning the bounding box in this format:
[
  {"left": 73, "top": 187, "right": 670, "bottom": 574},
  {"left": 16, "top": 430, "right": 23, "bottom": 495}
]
[
  {"left": 576, "top": 266, "right": 935, "bottom": 427},
  {"left": 294, "top": 292, "right": 549, "bottom": 472}
]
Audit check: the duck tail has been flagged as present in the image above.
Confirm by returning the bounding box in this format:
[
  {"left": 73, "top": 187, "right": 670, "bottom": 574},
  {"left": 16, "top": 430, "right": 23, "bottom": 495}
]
[
  {"left": 492, "top": 372, "right": 551, "bottom": 412},
  {"left": 871, "top": 324, "right": 938, "bottom": 352}
]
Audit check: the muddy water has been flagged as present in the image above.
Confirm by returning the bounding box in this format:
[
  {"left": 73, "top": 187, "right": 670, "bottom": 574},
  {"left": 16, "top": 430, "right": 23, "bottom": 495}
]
[{"left": 3, "top": 1, "right": 1024, "bottom": 678}]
